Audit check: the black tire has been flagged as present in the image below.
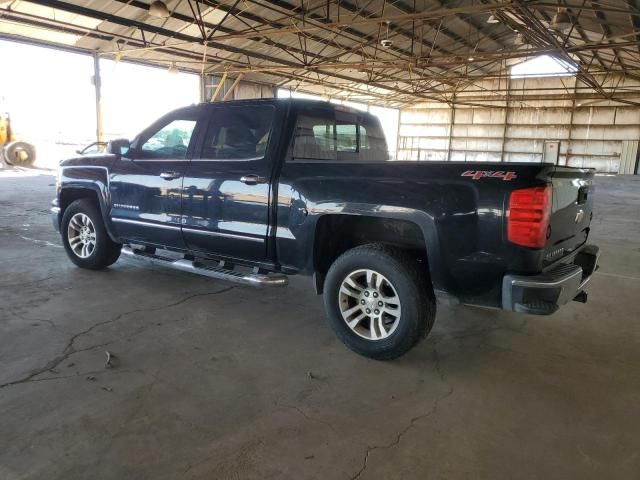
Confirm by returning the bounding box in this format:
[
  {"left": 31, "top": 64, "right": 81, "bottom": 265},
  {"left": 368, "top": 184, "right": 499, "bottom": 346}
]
[
  {"left": 323, "top": 244, "right": 435, "bottom": 360},
  {"left": 3, "top": 141, "right": 36, "bottom": 166},
  {"left": 61, "top": 199, "right": 121, "bottom": 269}
]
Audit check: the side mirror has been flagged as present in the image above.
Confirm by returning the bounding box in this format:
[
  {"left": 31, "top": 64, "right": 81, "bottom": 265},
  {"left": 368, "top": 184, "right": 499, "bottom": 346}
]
[{"left": 106, "top": 138, "right": 131, "bottom": 156}]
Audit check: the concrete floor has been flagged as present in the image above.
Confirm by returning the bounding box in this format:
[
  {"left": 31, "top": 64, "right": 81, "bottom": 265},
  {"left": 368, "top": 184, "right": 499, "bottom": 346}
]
[{"left": 1, "top": 168, "right": 639, "bottom": 480}]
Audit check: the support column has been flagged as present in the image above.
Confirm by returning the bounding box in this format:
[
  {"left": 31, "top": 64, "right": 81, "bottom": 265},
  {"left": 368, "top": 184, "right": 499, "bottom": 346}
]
[
  {"left": 447, "top": 94, "right": 456, "bottom": 162},
  {"left": 565, "top": 78, "right": 578, "bottom": 166},
  {"left": 395, "top": 109, "right": 402, "bottom": 160},
  {"left": 199, "top": 74, "right": 207, "bottom": 103},
  {"left": 92, "top": 53, "right": 103, "bottom": 143},
  {"left": 500, "top": 77, "right": 510, "bottom": 163}
]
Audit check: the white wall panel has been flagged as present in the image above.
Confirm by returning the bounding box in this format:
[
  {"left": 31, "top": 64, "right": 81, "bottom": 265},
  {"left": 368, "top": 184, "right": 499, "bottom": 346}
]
[{"left": 399, "top": 75, "right": 640, "bottom": 173}]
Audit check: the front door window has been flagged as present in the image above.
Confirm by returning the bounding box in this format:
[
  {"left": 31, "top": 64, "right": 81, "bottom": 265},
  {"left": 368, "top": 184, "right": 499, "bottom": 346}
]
[{"left": 140, "top": 119, "right": 197, "bottom": 159}]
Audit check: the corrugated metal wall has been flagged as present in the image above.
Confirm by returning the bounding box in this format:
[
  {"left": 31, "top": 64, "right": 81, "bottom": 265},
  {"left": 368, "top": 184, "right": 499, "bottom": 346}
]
[
  {"left": 202, "top": 75, "right": 274, "bottom": 102},
  {"left": 398, "top": 75, "right": 640, "bottom": 173},
  {"left": 620, "top": 140, "right": 639, "bottom": 174}
]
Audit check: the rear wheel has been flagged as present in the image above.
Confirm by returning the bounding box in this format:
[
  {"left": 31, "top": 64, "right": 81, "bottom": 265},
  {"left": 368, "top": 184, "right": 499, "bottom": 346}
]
[
  {"left": 61, "top": 199, "right": 121, "bottom": 269},
  {"left": 323, "top": 244, "right": 435, "bottom": 360}
]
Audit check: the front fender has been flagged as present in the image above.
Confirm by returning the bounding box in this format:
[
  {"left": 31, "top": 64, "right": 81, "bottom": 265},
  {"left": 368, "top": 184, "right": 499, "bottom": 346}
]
[{"left": 58, "top": 165, "right": 118, "bottom": 241}]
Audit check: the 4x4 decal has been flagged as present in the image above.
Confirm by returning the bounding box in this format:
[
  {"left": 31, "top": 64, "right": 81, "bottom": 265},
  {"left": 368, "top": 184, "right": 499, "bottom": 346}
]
[{"left": 461, "top": 170, "right": 517, "bottom": 181}]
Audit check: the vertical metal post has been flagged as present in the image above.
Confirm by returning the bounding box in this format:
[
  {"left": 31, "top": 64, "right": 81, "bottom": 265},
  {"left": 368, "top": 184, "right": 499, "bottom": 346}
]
[
  {"left": 447, "top": 96, "right": 456, "bottom": 161},
  {"left": 199, "top": 74, "right": 207, "bottom": 103},
  {"left": 500, "top": 76, "right": 510, "bottom": 163},
  {"left": 565, "top": 78, "right": 578, "bottom": 166},
  {"left": 395, "top": 109, "right": 402, "bottom": 160},
  {"left": 93, "top": 53, "right": 103, "bottom": 143}
]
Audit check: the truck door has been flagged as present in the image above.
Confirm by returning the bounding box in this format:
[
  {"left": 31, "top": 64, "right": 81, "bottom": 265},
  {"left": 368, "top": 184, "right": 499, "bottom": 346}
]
[
  {"left": 181, "top": 103, "right": 276, "bottom": 261},
  {"left": 109, "top": 108, "right": 201, "bottom": 248}
]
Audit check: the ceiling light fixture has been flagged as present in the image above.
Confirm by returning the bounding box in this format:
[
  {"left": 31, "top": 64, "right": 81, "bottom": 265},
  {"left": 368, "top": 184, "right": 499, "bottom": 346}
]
[
  {"left": 149, "top": 1, "right": 170, "bottom": 18},
  {"left": 551, "top": 8, "right": 571, "bottom": 30},
  {"left": 380, "top": 21, "right": 393, "bottom": 48}
]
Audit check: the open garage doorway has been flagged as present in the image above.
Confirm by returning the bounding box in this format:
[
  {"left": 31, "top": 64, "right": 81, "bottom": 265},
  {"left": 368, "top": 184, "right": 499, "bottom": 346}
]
[
  {"left": 0, "top": 40, "right": 199, "bottom": 170},
  {"left": 0, "top": 41, "right": 95, "bottom": 169},
  {"left": 99, "top": 59, "right": 199, "bottom": 141}
]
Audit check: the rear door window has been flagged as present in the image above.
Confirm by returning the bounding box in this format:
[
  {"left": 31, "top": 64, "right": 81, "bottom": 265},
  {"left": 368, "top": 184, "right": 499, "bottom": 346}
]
[
  {"left": 295, "top": 114, "right": 337, "bottom": 160},
  {"left": 292, "top": 107, "right": 388, "bottom": 161},
  {"left": 336, "top": 124, "right": 357, "bottom": 152},
  {"left": 201, "top": 105, "right": 275, "bottom": 160}
]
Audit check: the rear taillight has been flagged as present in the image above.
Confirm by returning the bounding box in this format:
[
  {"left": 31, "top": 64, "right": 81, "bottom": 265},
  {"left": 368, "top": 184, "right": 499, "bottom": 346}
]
[{"left": 507, "top": 185, "right": 552, "bottom": 248}]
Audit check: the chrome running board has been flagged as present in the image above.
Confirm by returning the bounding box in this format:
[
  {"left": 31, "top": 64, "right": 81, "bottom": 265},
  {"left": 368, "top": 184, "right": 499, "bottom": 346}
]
[{"left": 121, "top": 246, "right": 288, "bottom": 288}]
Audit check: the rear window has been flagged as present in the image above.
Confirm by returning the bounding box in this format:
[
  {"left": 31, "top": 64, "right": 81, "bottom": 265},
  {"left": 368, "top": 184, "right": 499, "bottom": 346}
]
[{"left": 292, "top": 107, "right": 389, "bottom": 161}]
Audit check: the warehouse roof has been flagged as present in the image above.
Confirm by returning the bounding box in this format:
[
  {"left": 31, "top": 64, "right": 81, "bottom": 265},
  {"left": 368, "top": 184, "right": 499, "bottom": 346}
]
[{"left": 1, "top": 0, "right": 639, "bottom": 107}]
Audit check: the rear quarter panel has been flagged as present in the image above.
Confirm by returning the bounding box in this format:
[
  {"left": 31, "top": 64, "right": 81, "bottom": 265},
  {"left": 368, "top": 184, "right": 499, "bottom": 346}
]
[{"left": 276, "top": 161, "right": 555, "bottom": 307}]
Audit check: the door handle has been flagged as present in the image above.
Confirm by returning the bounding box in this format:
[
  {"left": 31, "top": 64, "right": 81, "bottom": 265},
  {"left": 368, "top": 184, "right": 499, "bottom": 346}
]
[
  {"left": 240, "top": 174, "right": 267, "bottom": 185},
  {"left": 160, "top": 171, "right": 181, "bottom": 180}
]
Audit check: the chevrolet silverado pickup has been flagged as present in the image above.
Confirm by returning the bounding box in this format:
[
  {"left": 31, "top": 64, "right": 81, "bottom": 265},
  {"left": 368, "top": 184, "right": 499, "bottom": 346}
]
[{"left": 51, "top": 99, "right": 599, "bottom": 359}]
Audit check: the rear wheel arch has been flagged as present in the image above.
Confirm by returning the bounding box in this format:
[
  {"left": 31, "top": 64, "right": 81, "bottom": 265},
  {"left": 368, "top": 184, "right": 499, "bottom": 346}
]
[{"left": 312, "top": 214, "right": 435, "bottom": 293}]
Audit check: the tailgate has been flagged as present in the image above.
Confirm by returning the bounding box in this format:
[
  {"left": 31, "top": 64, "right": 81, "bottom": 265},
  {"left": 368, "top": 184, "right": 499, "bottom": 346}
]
[{"left": 544, "top": 166, "right": 595, "bottom": 265}]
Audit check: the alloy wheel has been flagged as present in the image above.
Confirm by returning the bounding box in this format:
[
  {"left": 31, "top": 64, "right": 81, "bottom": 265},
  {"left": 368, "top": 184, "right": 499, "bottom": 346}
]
[
  {"left": 338, "top": 268, "right": 402, "bottom": 340},
  {"left": 67, "top": 213, "right": 97, "bottom": 259}
]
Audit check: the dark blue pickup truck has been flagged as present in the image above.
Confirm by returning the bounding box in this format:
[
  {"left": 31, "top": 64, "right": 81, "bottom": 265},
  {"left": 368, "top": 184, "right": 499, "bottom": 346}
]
[{"left": 52, "top": 99, "right": 599, "bottom": 359}]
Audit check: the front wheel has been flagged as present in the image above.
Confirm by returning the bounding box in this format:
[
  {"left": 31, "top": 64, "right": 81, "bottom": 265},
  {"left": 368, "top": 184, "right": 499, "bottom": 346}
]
[
  {"left": 323, "top": 244, "right": 435, "bottom": 360},
  {"left": 61, "top": 199, "right": 121, "bottom": 269}
]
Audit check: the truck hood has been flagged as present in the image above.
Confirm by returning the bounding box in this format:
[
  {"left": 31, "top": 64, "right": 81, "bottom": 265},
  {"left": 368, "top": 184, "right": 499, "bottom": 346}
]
[{"left": 59, "top": 154, "right": 118, "bottom": 168}]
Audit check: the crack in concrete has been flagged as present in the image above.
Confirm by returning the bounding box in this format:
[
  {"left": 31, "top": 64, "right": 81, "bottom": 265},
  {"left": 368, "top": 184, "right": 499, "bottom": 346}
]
[
  {"left": 36, "top": 318, "right": 58, "bottom": 329},
  {"left": 350, "top": 387, "right": 454, "bottom": 480},
  {"left": 1, "top": 368, "right": 116, "bottom": 385},
  {"left": 280, "top": 403, "right": 338, "bottom": 433},
  {"left": 0, "top": 343, "right": 110, "bottom": 388},
  {"left": 59, "top": 285, "right": 236, "bottom": 358},
  {"left": 0, "top": 275, "right": 56, "bottom": 289},
  {"left": 11, "top": 313, "right": 61, "bottom": 331},
  {"left": 0, "top": 286, "right": 236, "bottom": 389}
]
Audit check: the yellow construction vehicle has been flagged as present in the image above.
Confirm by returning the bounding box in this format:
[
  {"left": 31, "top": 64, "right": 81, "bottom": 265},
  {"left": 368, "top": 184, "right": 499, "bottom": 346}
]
[
  {"left": 0, "top": 111, "right": 36, "bottom": 167},
  {"left": 0, "top": 111, "right": 12, "bottom": 145}
]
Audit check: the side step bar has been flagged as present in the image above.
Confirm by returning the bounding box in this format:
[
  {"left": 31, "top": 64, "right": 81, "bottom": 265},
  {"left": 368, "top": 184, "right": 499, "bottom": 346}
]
[{"left": 121, "top": 246, "right": 288, "bottom": 288}]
